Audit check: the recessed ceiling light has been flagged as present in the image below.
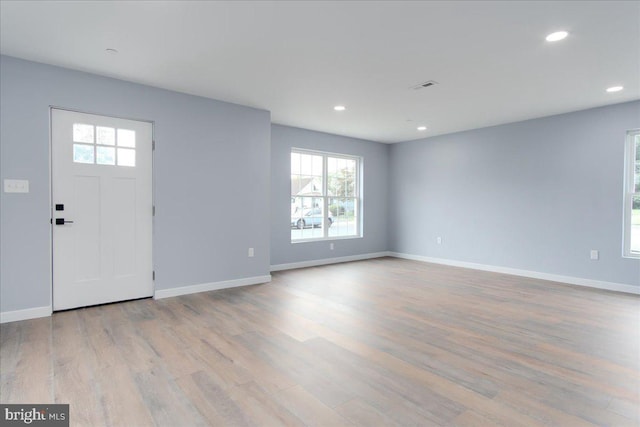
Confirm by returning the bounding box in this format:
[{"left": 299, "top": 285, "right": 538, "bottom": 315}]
[
  {"left": 105, "top": 48, "right": 118, "bottom": 54},
  {"left": 417, "top": 126, "right": 427, "bottom": 131},
  {"left": 545, "top": 31, "right": 568, "bottom": 42},
  {"left": 334, "top": 105, "right": 346, "bottom": 111},
  {"left": 606, "top": 86, "right": 623, "bottom": 93}
]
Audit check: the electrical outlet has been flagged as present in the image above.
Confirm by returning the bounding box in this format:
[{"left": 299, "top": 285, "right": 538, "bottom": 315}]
[
  {"left": 330, "top": 243, "right": 334, "bottom": 250},
  {"left": 248, "top": 248, "right": 254, "bottom": 257},
  {"left": 436, "top": 236, "right": 442, "bottom": 244},
  {"left": 590, "top": 250, "right": 599, "bottom": 260}
]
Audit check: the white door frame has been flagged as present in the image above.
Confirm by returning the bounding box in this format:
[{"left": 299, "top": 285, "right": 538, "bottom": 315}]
[{"left": 49, "top": 106, "right": 155, "bottom": 310}]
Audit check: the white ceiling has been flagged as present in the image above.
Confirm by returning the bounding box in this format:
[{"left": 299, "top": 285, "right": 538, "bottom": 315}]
[{"left": 1, "top": 1, "right": 638, "bottom": 143}]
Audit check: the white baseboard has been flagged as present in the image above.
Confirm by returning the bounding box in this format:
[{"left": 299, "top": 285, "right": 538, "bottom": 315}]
[
  {"left": 1, "top": 276, "right": 272, "bottom": 322},
  {"left": 0, "top": 305, "right": 52, "bottom": 324},
  {"left": 154, "top": 274, "right": 272, "bottom": 299},
  {"left": 389, "top": 252, "right": 640, "bottom": 295},
  {"left": 4, "top": 253, "right": 633, "bottom": 323},
  {"left": 270, "top": 251, "right": 391, "bottom": 272}
]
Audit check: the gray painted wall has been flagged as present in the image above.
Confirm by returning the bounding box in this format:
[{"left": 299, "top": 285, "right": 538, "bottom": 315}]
[
  {"left": 0, "top": 55, "right": 271, "bottom": 313},
  {"left": 1, "top": 54, "right": 637, "bottom": 315},
  {"left": 390, "top": 101, "right": 640, "bottom": 287},
  {"left": 270, "top": 124, "right": 389, "bottom": 266}
]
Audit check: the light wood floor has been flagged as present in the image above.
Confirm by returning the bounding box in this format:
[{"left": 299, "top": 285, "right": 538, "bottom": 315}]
[{"left": 1, "top": 257, "right": 639, "bottom": 426}]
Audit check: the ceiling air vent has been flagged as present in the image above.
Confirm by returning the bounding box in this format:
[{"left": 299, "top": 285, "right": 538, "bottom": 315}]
[{"left": 411, "top": 80, "right": 439, "bottom": 90}]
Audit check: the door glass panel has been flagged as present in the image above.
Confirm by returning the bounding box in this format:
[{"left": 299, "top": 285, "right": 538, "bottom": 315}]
[
  {"left": 73, "top": 144, "right": 94, "bottom": 164},
  {"left": 117, "top": 148, "right": 136, "bottom": 167},
  {"left": 117, "top": 129, "right": 136, "bottom": 148},
  {"left": 73, "top": 124, "right": 94, "bottom": 143},
  {"left": 96, "top": 126, "right": 115, "bottom": 145},
  {"left": 96, "top": 146, "right": 116, "bottom": 165}
]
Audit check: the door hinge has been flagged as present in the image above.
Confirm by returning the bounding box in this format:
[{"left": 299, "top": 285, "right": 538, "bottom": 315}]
[
  {"left": 152, "top": 205, "right": 156, "bottom": 216},
  {"left": 152, "top": 140, "right": 156, "bottom": 150},
  {"left": 153, "top": 271, "right": 155, "bottom": 281}
]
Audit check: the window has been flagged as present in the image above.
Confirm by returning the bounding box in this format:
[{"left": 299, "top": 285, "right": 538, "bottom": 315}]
[
  {"left": 623, "top": 129, "right": 640, "bottom": 258},
  {"left": 291, "top": 149, "right": 361, "bottom": 242},
  {"left": 72, "top": 123, "right": 136, "bottom": 167}
]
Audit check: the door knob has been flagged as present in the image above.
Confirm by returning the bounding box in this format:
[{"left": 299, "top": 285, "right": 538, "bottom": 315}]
[{"left": 55, "top": 218, "right": 74, "bottom": 225}]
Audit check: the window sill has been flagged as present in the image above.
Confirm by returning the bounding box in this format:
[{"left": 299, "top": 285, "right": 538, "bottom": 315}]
[{"left": 292, "top": 235, "right": 363, "bottom": 244}]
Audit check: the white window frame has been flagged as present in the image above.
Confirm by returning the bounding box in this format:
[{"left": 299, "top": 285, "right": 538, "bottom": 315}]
[
  {"left": 623, "top": 129, "right": 640, "bottom": 258},
  {"left": 291, "top": 148, "right": 362, "bottom": 243}
]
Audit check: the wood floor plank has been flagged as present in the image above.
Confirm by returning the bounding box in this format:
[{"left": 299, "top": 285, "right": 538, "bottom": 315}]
[
  {"left": 183, "top": 369, "right": 252, "bottom": 426},
  {"left": 272, "top": 385, "right": 353, "bottom": 427},
  {"left": 174, "top": 372, "right": 234, "bottom": 426},
  {"left": 5, "top": 318, "right": 52, "bottom": 404},
  {"left": 335, "top": 398, "right": 400, "bottom": 427},
  {"left": 302, "top": 337, "right": 465, "bottom": 425},
  {"left": 232, "top": 331, "right": 357, "bottom": 408},
  {"left": 133, "top": 367, "right": 207, "bottom": 427},
  {"left": 0, "top": 321, "right": 24, "bottom": 382},
  {"left": 453, "top": 409, "right": 514, "bottom": 427},
  {"left": 493, "top": 390, "right": 598, "bottom": 427},
  {"left": 182, "top": 325, "right": 297, "bottom": 394},
  {"left": 1, "top": 257, "right": 638, "bottom": 426},
  {"left": 94, "top": 364, "right": 155, "bottom": 427},
  {"left": 280, "top": 310, "right": 549, "bottom": 426},
  {"left": 227, "top": 381, "right": 305, "bottom": 427},
  {"left": 606, "top": 396, "right": 640, "bottom": 424}
]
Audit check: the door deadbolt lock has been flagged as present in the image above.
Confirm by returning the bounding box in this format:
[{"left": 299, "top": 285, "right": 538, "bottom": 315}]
[{"left": 55, "top": 218, "right": 74, "bottom": 225}]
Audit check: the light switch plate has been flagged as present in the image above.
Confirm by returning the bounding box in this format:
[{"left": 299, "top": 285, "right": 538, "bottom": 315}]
[{"left": 4, "top": 179, "right": 29, "bottom": 193}]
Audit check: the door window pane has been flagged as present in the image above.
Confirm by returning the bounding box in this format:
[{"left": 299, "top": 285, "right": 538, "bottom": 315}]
[
  {"left": 117, "top": 148, "right": 136, "bottom": 167},
  {"left": 73, "top": 144, "right": 94, "bottom": 164},
  {"left": 96, "top": 146, "right": 115, "bottom": 165},
  {"left": 96, "top": 126, "right": 115, "bottom": 145},
  {"left": 117, "top": 129, "right": 136, "bottom": 148},
  {"left": 73, "top": 124, "right": 94, "bottom": 143}
]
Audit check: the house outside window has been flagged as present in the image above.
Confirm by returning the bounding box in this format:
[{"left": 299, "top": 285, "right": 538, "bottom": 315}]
[{"left": 291, "top": 149, "right": 361, "bottom": 242}]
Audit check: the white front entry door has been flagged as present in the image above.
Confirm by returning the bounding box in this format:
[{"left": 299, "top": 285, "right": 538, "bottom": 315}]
[{"left": 51, "top": 108, "right": 153, "bottom": 311}]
